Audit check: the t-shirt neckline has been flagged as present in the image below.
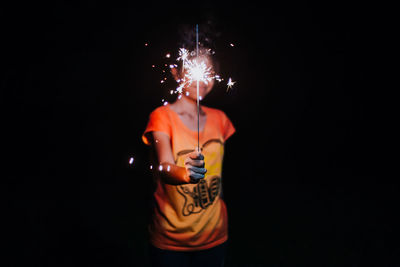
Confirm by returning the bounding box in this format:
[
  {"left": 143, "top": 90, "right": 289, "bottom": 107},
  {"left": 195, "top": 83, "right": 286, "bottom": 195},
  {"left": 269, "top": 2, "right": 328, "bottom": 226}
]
[{"left": 166, "top": 104, "right": 208, "bottom": 134}]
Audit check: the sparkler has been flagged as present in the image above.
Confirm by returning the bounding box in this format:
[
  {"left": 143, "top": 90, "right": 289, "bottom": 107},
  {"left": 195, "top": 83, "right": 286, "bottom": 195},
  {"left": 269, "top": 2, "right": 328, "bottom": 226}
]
[
  {"left": 196, "top": 24, "right": 200, "bottom": 152},
  {"left": 136, "top": 26, "right": 238, "bottom": 172},
  {"left": 150, "top": 25, "right": 237, "bottom": 152}
]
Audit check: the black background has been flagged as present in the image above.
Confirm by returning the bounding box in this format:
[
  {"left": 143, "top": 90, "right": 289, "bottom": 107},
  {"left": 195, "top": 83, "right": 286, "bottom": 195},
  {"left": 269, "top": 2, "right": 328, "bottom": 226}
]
[{"left": 3, "top": 1, "right": 397, "bottom": 266}]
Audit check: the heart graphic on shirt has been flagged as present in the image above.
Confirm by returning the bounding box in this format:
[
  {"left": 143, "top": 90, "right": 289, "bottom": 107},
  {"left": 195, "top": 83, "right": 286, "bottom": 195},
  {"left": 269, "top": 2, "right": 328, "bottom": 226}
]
[{"left": 174, "top": 138, "right": 223, "bottom": 163}]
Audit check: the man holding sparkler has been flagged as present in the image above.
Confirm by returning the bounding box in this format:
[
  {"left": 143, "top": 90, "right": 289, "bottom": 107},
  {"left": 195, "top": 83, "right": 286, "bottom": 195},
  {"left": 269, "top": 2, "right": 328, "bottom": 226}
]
[{"left": 142, "top": 42, "right": 235, "bottom": 266}]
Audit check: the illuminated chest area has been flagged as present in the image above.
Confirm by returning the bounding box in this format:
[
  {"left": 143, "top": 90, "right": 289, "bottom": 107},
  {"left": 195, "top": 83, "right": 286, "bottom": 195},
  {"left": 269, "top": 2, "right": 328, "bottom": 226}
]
[{"left": 174, "top": 138, "right": 224, "bottom": 177}]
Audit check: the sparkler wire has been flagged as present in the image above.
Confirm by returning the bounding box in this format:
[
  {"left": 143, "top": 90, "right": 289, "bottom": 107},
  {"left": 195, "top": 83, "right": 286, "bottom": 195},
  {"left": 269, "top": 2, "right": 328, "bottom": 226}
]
[{"left": 196, "top": 24, "right": 200, "bottom": 152}]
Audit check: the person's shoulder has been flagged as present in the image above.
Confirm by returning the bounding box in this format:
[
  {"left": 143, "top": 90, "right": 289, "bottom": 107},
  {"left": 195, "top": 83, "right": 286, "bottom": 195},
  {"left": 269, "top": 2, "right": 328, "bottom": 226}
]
[
  {"left": 149, "top": 105, "right": 169, "bottom": 116},
  {"left": 153, "top": 105, "right": 169, "bottom": 112}
]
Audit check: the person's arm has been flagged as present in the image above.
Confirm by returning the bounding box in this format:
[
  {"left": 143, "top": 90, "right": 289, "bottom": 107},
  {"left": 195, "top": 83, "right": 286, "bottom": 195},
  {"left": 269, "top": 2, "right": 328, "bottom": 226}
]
[{"left": 150, "top": 131, "right": 206, "bottom": 185}]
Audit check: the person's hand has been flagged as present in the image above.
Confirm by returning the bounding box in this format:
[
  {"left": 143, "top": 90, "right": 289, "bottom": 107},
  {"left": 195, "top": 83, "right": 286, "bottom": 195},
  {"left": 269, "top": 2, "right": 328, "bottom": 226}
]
[{"left": 184, "top": 151, "right": 207, "bottom": 183}]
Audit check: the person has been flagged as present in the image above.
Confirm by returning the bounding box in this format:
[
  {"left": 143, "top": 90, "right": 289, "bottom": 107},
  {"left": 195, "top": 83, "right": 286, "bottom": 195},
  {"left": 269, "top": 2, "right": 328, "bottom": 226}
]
[{"left": 142, "top": 48, "right": 235, "bottom": 267}]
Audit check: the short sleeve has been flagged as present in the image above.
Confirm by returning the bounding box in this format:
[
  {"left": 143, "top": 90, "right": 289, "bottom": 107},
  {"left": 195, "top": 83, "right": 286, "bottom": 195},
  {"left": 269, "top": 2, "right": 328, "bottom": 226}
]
[
  {"left": 142, "top": 107, "right": 172, "bottom": 145},
  {"left": 221, "top": 111, "right": 236, "bottom": 141}
]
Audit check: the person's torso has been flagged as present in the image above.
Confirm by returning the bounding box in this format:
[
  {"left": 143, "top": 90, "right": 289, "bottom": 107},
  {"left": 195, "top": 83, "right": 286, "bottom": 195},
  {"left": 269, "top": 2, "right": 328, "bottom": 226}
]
[{"left": 150, "top": 105, "right": 229, "bottom": 251}]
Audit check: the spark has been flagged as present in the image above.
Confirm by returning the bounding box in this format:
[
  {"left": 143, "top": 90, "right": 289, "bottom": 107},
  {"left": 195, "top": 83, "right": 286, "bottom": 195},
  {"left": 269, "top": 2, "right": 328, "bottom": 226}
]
[
  {"left": 175, "top": 47, "right": 224, "bottom": 94},
  {"left": 178, "top": 48, "right": 189, "bottom": 72},
  {"left": 178, "top": 48, "right": 189, "bottom": 62},
  {"left": 176, "top": 84, "right": 184, "bottom": 94},
  {"left": 158, "top": 165, "right": 163, "bottom": 171},
  {"left": 129, "top": 157, "right": 134, "bottom": 165},
  {"left": 167, "top": 165, "right": 171, "bottom": 172},
  {"left": 165, "top": 53, "right": 171, "bottom": 58},
  {"left": 184, "top": 59, "right": 213, "bottom": 86},
  {"left": 150, "top": 165, "right": 153, "bottom": 170},
  {"left": 230, "top": 43, "right": 235, "bottom": 47},
  {"left": 227, "top": 77, "right": 236, "bottom": 91}
]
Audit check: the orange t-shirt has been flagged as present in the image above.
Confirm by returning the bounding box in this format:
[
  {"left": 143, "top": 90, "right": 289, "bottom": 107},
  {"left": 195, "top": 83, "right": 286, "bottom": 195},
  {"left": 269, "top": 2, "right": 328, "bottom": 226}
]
[{"left": 142, "top": 104, "right": 235, "bottom": 251}]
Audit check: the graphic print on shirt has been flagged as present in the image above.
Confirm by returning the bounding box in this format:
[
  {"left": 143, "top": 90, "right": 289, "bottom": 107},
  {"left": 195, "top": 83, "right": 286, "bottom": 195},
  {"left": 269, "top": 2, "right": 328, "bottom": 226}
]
[
  {"left": 177, "top": 176, "right": 221, "bottom": 216},
  {"left": 175, "top": 139, "right": 224, "bottom": 216}
]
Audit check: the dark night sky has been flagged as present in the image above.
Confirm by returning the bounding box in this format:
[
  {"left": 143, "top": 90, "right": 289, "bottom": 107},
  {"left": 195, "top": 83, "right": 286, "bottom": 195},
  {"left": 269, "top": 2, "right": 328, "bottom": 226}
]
[{"left": 3, "top": 1, "right": 397, "bottom": 266}]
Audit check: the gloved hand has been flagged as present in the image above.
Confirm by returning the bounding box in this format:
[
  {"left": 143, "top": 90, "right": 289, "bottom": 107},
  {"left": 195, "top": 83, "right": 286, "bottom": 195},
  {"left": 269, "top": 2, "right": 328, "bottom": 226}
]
[{"left": 184, "top": 151, "right": 207, "bottom": 183}]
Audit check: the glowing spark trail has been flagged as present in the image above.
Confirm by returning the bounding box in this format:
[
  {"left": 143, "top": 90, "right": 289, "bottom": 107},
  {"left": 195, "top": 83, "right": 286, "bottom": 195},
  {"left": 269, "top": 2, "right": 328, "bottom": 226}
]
[{"left": 178, "top": 48, "right": 189, "bottom": 72}]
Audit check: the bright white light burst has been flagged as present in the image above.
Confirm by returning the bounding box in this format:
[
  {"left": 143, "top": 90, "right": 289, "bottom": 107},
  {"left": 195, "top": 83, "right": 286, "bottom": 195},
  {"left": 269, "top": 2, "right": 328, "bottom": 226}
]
[
  {"left": 227, "top": 77, "right": 236, "bottom": 91},
  {"left": 185, "top": 59, "right": 213, "bottom": 85},
  {"left": 168, "top": 47, "right": 235, "bottom": 97},
  {"left": 178, "top": 48, "right": 189, "bottom": 62}
]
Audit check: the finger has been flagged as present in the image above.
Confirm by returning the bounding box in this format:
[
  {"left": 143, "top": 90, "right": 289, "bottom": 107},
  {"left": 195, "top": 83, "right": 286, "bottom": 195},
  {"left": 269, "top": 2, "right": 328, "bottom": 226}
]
[
  {"left": 189, "top": 166, "right": 207, "bottom": 175},
  {"left": 184, "top": 156, "right": 198, "bottom": 166},
  {"left": 189, "top": 172, "right": 205, "bottom": 180},
  {"left": 185, "top": 156, "right": 204, "bottom": 167},
  {"left": 196, "top": 153, "right": 204, "bottom": 160},
  {"left": 188, "top": 151, "right": 198, "bottom": 159},
  {"left": 189, "top": 152, "right": 204, "bottom": 160},
  {"left": 186, "top": 159, "right": 204, "bottom": 168}
]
